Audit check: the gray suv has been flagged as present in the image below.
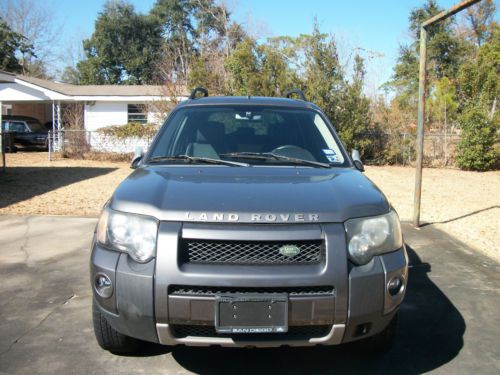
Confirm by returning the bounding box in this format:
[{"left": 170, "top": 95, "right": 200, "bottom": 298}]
[{"left": 91, "top": 89, "right": 408, "bottom": 353}]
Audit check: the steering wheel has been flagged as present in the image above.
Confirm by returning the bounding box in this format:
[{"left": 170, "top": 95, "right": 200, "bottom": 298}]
[{"left": 271, "top": 145, "right": 316, "bottom": 161}]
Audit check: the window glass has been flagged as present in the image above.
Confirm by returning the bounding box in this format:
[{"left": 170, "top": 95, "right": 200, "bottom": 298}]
[
  {"left": 9, "top": 122, "right": 28, "bottom": 132},
  {"left": 27, "top": 121, "right": 46, "bottom": 132},
  {"left": 148, "top": 105, "right": 347, "bottom": 166},
  {"left": 128, "top": 104, "right": 147, "bottom": 124}
]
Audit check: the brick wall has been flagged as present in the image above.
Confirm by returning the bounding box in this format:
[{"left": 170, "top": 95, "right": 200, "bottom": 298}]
[{"left": 12, "top": 103, "right": 52, "bottom": 124}]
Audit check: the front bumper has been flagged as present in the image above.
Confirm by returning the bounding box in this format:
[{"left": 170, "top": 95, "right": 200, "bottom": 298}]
[{"left": 91, "top": 222, "right": 408, "bottom": 347}]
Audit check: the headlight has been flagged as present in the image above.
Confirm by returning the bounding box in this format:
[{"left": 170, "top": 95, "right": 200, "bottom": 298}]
[
  {"left": 345, "top": 210, "right": 403, "bottom": 265},
  {"left": 97, "top": 207, "right": 158, "bottom": 263}
]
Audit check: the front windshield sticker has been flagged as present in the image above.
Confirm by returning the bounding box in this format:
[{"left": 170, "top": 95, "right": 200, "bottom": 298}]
[{"left": 322, "top": 149, "right": 338, "bottom": 162}]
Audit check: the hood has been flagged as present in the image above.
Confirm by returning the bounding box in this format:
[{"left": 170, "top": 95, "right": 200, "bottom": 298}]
[{"left": 109, "top": 166, "right": 390, "bottom": 223}]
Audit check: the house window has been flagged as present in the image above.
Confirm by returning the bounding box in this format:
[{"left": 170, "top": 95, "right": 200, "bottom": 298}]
[{"left": 128, "top": 104, "right": 147, "bottom": 124}]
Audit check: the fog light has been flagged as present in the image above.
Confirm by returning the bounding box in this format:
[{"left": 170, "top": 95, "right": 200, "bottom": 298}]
[
  {"left": 354, "top": 323, "right": 372, "bottom": 337},
  {"left": 94, "top": 273, "right": 113, "bottom": 298},
  {"left": 387, "top": 276, "right": 404, "bottom": 296}
]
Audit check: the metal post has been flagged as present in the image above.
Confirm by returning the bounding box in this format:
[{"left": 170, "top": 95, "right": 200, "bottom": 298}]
[
  {"left": 0, "top": 101, "right": 4, "bottom": 172},
  {"left": 413, "top": 26, "right": 427, "bottom": 227},
  {"left": 48, "top": 130, "right": 52, "bottom": 161},
  {"left": 412, "top": 0, "right": 481, "bottom": 227},
  {"left": 57, "top": 100, "right": 61, "bottom": 151},
  {"left": 52, "top": 101, "right": 56, "bottom": 152}
]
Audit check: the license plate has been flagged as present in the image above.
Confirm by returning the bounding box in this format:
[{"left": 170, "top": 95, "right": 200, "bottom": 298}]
[{"left": 215, "top": 294, "right": 288, "bottom": 334}]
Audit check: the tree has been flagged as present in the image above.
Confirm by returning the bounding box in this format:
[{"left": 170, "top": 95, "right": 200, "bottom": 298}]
[
  {"left": 150, "top": 0, "right": 197, "bottom": 82},
  {"left": 430, "top": 77, "right": 458, "bottom": 165},
  {"left": 337, "top": 55, "right": 373, "bottom": 155},
  {"left": 187, "top": 52, "right": 227, "bottom": 94},
  {"left": 225, "top": 37, "right": 262, "bottom": 95},
  {"left": 152, "top": 0, "right": 242, "bottom": 90},
  {"left": 77, "top": 0, "right": 162, "bottom": 84},
  {"left": 299, "top": 25, "right": 345, "bottom": 127},
  {"left": 455, "top": 25, "right": 499, "bottom": 171},
  {"left": 386, "top": 0, "right": 467, "bottom": 110},
  {"left": 457, "top": 25, "right": 499, "bottom": 115},
  {"left": 0, "top": 0, "right": 60, "bottom": 77},
  {"left": 456, "top": 105, "right": 498, "bottom": 171},
  {"left": 258, "top": 43, "right": 297, "bottom": 97},
  {"left": 60, "top": 66, "right": 80, "bottom": 85},
  {"left": 0, "top": 17, "right": 35, "bottom": 73},
  {"left": 463, "top": 0, "right": 497, "bottom": 46}
]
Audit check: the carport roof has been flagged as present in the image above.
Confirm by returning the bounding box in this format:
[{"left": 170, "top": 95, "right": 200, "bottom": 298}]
[
  {"left": 13, "top": 74, "right": 168, "bottom": 96},
  {"left": 0, "top": 70, "right": 188, "bottom": 101}
]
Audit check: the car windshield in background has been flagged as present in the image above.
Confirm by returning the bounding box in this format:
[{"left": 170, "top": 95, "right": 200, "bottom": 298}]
[
  {"left": 27, "top": 121, "right": 47, "bottom": 133},
  {"left": 147, "top": 106, "right": 347, "bottom": 167}
]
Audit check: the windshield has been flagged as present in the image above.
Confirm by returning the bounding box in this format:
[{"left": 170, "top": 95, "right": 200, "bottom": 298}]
[
  {"left": 27, "top": 121, "right": 47, "bottom": 133},
  {"left": 147, "top": 105, "right": 347, "bottom": 167}
]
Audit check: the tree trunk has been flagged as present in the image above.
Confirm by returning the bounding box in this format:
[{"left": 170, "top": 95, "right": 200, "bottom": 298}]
[{"left": 489, "top": 97, "right": 497, "bottom": 120}]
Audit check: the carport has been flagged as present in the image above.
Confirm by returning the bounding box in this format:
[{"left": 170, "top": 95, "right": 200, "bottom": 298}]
[
  {"left": 0, "top": 71, "right": 177, "bottom": 163},
  {"left": 0, "top": 71, "right": 67, "bottom": 152}
]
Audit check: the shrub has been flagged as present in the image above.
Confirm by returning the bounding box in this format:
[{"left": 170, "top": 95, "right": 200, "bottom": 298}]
[
  {"left": 456, "top": 105, "right": 498, "bottom": 171},
  {"left": 97, "top": 122, "right": 159, "bottom": 139},
  {"left": 382, "top": 131, "right": 416, "bottom": 166}
]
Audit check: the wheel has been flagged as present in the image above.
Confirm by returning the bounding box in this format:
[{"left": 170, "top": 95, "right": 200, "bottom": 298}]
[
  {"left": 358, "top": 313, "right": 398, "bottom": 354},
  {"left": 92, "top": 301, "right": 140, "bottom": 354}
]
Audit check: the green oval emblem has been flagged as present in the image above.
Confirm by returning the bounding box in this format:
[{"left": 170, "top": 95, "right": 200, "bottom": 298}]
[{"left": 279, "top": 245, "right": 301, "bottom": 257}]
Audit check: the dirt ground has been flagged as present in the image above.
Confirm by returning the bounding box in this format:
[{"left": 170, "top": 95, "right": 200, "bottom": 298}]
[
  {"left": 0, "top": 152, "right": 131, "bottom": 216},
  {"left": 1, "top": 152, "right": 499, "bottom": 261},
  {"left": 364, "top": 166, "right": 499, "bottom": 262}
]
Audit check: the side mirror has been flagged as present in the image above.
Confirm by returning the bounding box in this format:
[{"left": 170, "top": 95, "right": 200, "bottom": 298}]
[
  {"left": 131, "top": 147, "right": 144, "bottom": 169},
  {"left": 351, "top": 149, "right": 364, "bottom": 172}
]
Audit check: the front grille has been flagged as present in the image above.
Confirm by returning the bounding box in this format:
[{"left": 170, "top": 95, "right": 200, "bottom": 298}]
[
  {"left": 171, "top": 324, "right": 331, "bottom": 340},
  {"left": 182, "top": 239, "right": 324, "bottom": 264},
  {"left": 169, "top": 285, "right": 335, "bottom": 297}
]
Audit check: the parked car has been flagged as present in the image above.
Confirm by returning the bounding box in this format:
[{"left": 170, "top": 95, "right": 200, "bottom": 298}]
[
  {"left": 91, "top": 88, "right": 408, "bottom": 353},
  {"left": 1, "top": 116, "right": 49, "bottom": 151}
]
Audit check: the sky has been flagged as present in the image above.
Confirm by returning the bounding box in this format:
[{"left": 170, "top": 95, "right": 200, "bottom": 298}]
[{"left": 46, "top": 0, "right": 497, "bottom": 95}]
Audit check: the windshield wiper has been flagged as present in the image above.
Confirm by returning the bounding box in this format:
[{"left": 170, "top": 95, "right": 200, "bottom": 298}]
[
  {"left": 147, "top": 155, "right": 250, "bottom": 167},
  {"left": 220, "top": 152, "right": 331, "bottom": 169}
]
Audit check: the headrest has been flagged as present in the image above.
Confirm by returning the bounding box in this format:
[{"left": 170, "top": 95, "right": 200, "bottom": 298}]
[{"left": 196, "top": 121, "right": 225, "bottom": 142}]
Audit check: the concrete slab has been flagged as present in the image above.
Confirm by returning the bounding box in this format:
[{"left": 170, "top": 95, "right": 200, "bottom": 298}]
[{"left": 0, "top": 216, "right": 498, "bottom": 374}]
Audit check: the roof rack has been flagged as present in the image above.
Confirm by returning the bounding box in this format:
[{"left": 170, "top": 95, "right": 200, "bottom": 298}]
[
  {"left": 189, "top": 87, "right": 209, "bottom": 99},
  {"left": 285, "top": 89, "right": 306, "bottom": 101}
]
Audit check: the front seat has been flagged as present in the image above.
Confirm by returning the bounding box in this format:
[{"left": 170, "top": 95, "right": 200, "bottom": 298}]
[{"left": 185, "top": 121, "right": 225, "bottom": 159}]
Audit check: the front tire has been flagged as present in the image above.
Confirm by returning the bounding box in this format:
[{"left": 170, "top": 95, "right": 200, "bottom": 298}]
[{"left": 92, "top": 301, "right": 140, "bottom": 354}]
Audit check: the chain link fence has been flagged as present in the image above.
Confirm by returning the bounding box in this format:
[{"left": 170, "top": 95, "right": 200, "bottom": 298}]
[
  {"left": 48, "top": 130, "right": 155, "bottom": 161},
  {"left": 360, "top": 131, "right": 461, "bottom": 167},
  {"left": 48, "top": 129, "right": 461, "bottom": 167}
]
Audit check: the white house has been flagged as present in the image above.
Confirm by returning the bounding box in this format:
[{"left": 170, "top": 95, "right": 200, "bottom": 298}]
[{"left": 0, "top": 70, "right": 185, "bottom": 132}]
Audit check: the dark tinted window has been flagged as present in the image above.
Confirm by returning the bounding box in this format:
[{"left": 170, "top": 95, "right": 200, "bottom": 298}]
[
  {"left": 128, "top": 104, "right": 147, "bottom": 124},
  {"left": 27, "top": 121, "right": 46, "bottom": 132},
  {"left": 8, "top": 121, "right": 28, "bottom": 132}
]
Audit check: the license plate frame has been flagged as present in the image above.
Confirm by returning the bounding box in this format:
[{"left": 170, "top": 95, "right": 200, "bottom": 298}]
[{"left": 215, "top": 294, "right": 288, "bottom": 334}]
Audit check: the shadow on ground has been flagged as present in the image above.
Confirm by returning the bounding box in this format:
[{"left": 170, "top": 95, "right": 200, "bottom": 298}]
[
  {"left": 0, "top": 166, "right": 116, "bottom": 209},
  {"left": 134, "top": 246, "right": 465, "bottom": 374}
]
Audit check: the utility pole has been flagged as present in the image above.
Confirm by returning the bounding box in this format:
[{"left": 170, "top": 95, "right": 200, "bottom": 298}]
[{"left": 413, "top": 0, "right": 482, "bottom": 227}]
